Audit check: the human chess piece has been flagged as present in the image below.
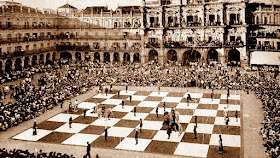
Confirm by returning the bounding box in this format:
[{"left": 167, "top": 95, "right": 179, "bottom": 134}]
[
  {"left": 33, "top": 120, "right": 37, "bottom": 136},
  {"left": 193, "top": 124, "right": 197, "bottom": 139},
  {"left": 219, "top": 135, "right": 224, "bottom": 153}
]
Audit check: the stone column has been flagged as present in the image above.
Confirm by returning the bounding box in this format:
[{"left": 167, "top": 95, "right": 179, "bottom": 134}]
[
  {"left": 130, "top": 53, "right": 134, "bottom": 63},
  {"left": 100, "top": 52, "right": 104, "bottom": 62},
  {"left": 110, "top": 53, "right": 114, "bottom": 63},
  {"left": 20, "top": 57, "right": 24, "bottom": 68},
  {"left": 159, "top": 8, "right": 163, "bottom": 27},
  {"left": 11, "top": 59, "right": 15, "bottom": 70},
  {"left": 71, "top": 52, "right": 76, "bottom": 61},
  {"left": 119, "top": 53, "right": 124, "bottom": 63},
  {"left": 81, "top": 52, "right": 85, "bottom": 61}
]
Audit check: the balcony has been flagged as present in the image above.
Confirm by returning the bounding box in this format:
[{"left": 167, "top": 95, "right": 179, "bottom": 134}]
[
  {"left": 164, "top": 41, "right": 222, "bottom": 48},
  {"left": 0, "top": 36, "right": 56, "bottom": 44},
  {"left": 0, "top": 24, "right": 56, "bottom": 30},
  {"left": 249, "top": 45, "right": 279, "bottom": 52},
  {"left": 145, "top": 42, "right": 160, "bottom": 48},
  {"left": 225, "top": 41, "right": 244, "bottom": 47},
  {"left": 56, "top": 45, "right": 90, "bottom": 51}
]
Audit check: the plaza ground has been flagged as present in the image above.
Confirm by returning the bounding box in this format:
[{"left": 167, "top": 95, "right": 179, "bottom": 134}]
[{"left": 0, "top": 83, "right": 269, "bottom": 158}]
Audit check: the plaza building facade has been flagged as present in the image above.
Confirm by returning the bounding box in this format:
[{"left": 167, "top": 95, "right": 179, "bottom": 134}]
[{"left": 0, "top": 0, "right": 279, "bottom": 73}]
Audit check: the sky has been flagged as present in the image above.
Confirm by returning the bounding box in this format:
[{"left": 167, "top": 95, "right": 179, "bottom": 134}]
[{"left": 9, "top": 0, "right": 280, "bottom": 10}]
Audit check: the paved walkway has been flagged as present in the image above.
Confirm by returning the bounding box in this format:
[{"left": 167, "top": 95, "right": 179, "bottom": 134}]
[{"left": 0, "top": 86, "right": 268, "bottom": 158}]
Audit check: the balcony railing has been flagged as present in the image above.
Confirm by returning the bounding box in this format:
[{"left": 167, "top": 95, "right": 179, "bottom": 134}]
[
  {"left": 225, "top": 41, "right": 244, "bottom": 47},
  {"left": 249, "top": 45, "right": 279, "bottom": 51},
  {"left": 56, "top": 45, "right": 90, "bottom": 51},
  {"left": 145, "top": 42, "right": 160, "bottom": 48}
]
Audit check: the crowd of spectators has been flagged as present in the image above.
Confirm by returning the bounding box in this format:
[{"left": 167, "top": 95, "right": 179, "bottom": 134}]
[
  {"left": 0, "top": 59, "right": 279, "bottom": 156},
  {"left": 0, "top": 63, "right": 61, "bottom": 84},
  {"left": 0, "top": 148, "right": 75, "bottom": 158}
]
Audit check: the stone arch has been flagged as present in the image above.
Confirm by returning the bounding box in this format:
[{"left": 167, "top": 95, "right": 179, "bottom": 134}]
[
  {"left": 133, "top": 52, "right": 140, "bottom": 63},
  {"left": 94, "top": 52, "right": 100, "bottom": 62},
  {"left": 5, "top": 59, "right": 13, "bottom": 72},
  {"left": 149, "top": 50, "right": 158, "bottom": 61},
  {"left": 32, "top": 55, "right": 38, "bottom": 65},
  {"left": 52, "top": 52, "right": 57, "bottom": 61},
  {"left": 60, "top": 52, "right": 72, "bottom": 60},
  {"left": 207, "top": 49, "right": 219, "bottom": 63},
  {"left": 183, "top": 50, "right": 201, "bottom": 64},
  {"left": 228, "top": 49, "right": 240, "bottom": 66},
  {"left": 39, "top": 54, "right": 44, "bottom": 64},
  {"left": 24, "top": 56, "right": 30, "bottom": 68},
  {"left": 46, "top": 53, "right": 52, "bottom": 65},
  {"left": 123, "top": 53, "right": 130, "bottom": 63},
  {"left": 75, "top": 52, "right": 81, "bottom": 61},
  {"left": 113, "top": 52, "right": 119, "bottom": 62},
  {"left": 15, "top": 58, "right": 22, "bottom": 70},
  {"left": 167, "top": 50, "right": 177, "bottom": 62},
  {"left": 103, "top": 52, "right": 110, "bottom": 63}
]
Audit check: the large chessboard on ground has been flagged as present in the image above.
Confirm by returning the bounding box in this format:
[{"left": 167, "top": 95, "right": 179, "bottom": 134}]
[{"left": 13, "top": 90, "right": 241, "bottom": 158}]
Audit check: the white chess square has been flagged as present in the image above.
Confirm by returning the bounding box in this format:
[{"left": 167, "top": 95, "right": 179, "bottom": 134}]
[
  {"left": 149, "top": 92, "right": 169, "bottom": 97},
  {"left": 210, "top": 134, "right": 241, "bottom": 147},
  {"left": 102, "top": 127, "right": 134, "bottom": 137},
  {"left": 153, "top": 130, "right": 184, "bottom": 142},
  {"left": 150, "top": 107, "right": 172, "bottom": 115},
  {"left": 48, "top": 113, "right": 80, "bottom": 123},
  {"left": 112, "top": 105, "right": 134, "bottom": 112},
  {"left": 218, "top": 104, "right": 240, "bottom": 111},
  {"left": 220, "top": 94, "right": 240, "bottom": 100},
  {"left": 62, "top": 133, "right": 100, "bottom": 146},
  {"left": 185, "top": 123, "right": 214, "bottom": 134},
  {"left": 78, "top": 102, "right": 97, "bottom": 109},
  {"left": 101, "top": 99, "right": 122, "bottom": 105},
  {"left": 174, "top": 142, "right": 209, "bottom": 157},
  {"left": 116, "top": 138, "right": 151, "bottom": 151},
  {"left": 178, "top": 115, "right": 192, "bottom": 124},
  {"left": 199, "top": 98, "right": 220, "bottom": 104},
  {"left": 90, "top": 118, "right": 120, "bottom": 127},
  {"left": 13, "top": 128, "right": 52, "bottom": 141},
  {"left": 183, "top": 93, "right": 203, "bottom": 98},
  {"left": 93, "top": 93, "right": 114, "bottom": 99},
  {"left": 126, "top": 95, "right": 147, "bottom": 101},
  {"left": 119, "top": 90, "right": 137, "bottom": 95},
  {"left": 176, "top": 103, "right": 199, "bottom": 109},
  {"left": 137, "top": 101, "right": 160, "bottom": 108},
  {"left": 193, "top": 109, "right": 217, "bottom": 117},
  {"left": 161, "top": 97, "right": 182, "bottom": 103},
  {"left": 122, "top": 112, "right": 149, "bottom": 121},
  {"left": 136, "top": 120, "right": 163, "bottom": 130},
  {"left": 54, "top": 123, "right": 89, "bottom": 133},
  {"left": 214, "top": 117, "right": 241, "bottom": 126}
]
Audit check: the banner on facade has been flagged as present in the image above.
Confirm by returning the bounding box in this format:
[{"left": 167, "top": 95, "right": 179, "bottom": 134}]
[{"left": 250, "top": 51, "right": 280, "bottom": 65}]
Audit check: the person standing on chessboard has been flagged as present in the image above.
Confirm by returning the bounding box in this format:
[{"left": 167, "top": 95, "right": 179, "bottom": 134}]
[
  {"left": 155, "top": 106, "right": 159, "bottom": 118},
  {"left": 33, "top": 120, "right": 37, "bottom": 136},
  {"left": 158, "top": 86, "right": 160, "bottom": 94},
  {"left": 194, "top": 115, "right": 198, "bottom": 126},
  {"left": 193, "top": 124, "right": 197, "bottom": 139},
  {"left": 133, "top": 105, "right": 137, "bottom": 116},
  {"left": 69, "top": 116, "right": 72, "bottom": 128},
  {"left": 83, "top": 109, "right": 86, "bottom": 119},
  {"left": 211, "top": 89, "right": 214, "bottom": 101},
  {"left": 139, "top": 118, "right": 143, "bottom": 133},
  {"left": 219, "top": 134, "right": 223, "bottom": 154},
  {"left": 163, "top": 102, "right": 166, "bottom": 113},
  {"left": 235, "top": 110, "right": 238, "bottom": 122},
  {"left": 121, "top": 99, "right": 124, "bottom": 109},
  {"left": 225, "top": 116, "right": 229, "bottom": 130},
  {"left": 117, "top": 89, "right": 120, "bottom": 97},
  {"left": 135, "top": 128, "right": 139, "bottom": 145},
  {"left": 85, "top": 141, "right": 91, "bottom": 158},
  {"left": 129, "top": 95, "right": 132, "bottom": 103},
  {"left": 104, "top": 126, "right": 108, "bottom": 142},
  {"left": 167, "top": 125, "right": 172, "bottom": 139},
  {"left": 125, "top": 85, "right": 128, "bottom": 93},
  {"left": 227, "top": 87, "right": 230, "bottom": 97}
]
